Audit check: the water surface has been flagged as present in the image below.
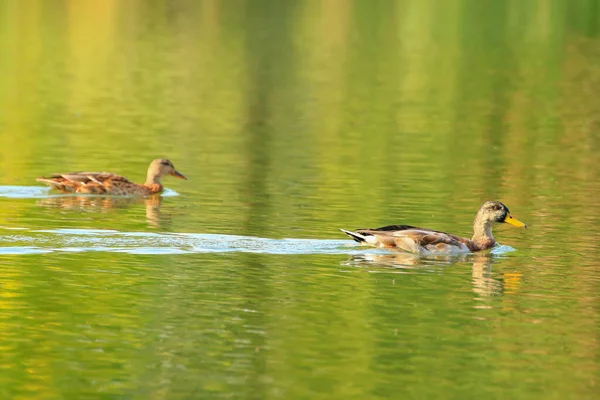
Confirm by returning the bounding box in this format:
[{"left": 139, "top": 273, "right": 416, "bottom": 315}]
[{"left": 1, "top": 1, "right": 599, "bottom": 399}]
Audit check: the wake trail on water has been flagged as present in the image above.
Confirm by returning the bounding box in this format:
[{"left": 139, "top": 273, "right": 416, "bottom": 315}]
[{"left": 0, "top": 226, "right": 516, "bottom": 256}]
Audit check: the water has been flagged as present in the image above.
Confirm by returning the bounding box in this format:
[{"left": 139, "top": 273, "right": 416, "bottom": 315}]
[{"left": 1, "top": 1, "right": 600, "bottom": 399}]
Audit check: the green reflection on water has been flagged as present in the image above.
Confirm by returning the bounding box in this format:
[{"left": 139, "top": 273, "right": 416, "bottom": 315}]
[{"left": 0, "top": 1, "right": 599, "bottom": 399}]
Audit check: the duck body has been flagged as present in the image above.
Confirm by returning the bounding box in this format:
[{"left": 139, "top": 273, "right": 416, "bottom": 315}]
[
  {"left": 37, "top": 172, "right": 162, "bottom": 195},
  {"left": 37, "top": 159, "right": 186, "bottom": 196},
  {"left": 341, "top": 225, "right": 474, "bottom": 255},
  {"left": 340, "top": 201, "right": 526, "bottom": 256}
]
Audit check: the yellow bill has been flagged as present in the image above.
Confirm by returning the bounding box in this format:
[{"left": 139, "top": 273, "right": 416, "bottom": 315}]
[{"left": 504, "top": 214, "right": 527, "bottom": 228}]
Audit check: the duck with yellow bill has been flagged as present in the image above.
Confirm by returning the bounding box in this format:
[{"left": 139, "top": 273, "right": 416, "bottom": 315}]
[{"left": 340, "top": 201, "right": 527, "bottom": 256}]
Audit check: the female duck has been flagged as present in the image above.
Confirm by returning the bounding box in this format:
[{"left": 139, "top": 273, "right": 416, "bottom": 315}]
[
  {"left": 340, "top": 201, "right": 526, "bottom": 255},
  {"left": 37, "top": 159, "right": 187, "bottom": 196}
]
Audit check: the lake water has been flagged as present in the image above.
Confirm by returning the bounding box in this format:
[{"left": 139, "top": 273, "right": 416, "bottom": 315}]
[{"left": 1, "top": 1, "right": 599, "bottom": 399}]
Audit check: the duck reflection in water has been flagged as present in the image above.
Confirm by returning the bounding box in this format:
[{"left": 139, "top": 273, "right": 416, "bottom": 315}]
[
  {"left": 36, "top": 194, "right": 167, "bottom": 228},
  {"left": 343, "top": 252, "right": 521, "bottom": 299}
]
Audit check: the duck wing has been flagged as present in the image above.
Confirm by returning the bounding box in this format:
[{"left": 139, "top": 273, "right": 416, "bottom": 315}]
[
  {"left": 50, "top": 172, "right": 132, "bottom": 183},
  {"left": 342, "top": 225, "right": 473, "bottom": 255},
  {"left": 36, "top": 172, "right": 134, "bottom": 193}
]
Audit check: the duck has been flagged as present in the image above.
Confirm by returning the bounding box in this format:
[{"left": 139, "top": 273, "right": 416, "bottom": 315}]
[
  {"left": 36, "top": 158, "right": 187, "bottom": 196},
  {"left": 340, "top": 201, "right": 526, "bottom": 255}
]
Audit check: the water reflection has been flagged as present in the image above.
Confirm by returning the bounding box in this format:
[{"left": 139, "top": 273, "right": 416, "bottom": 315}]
[
  {"left": 470, "top": 255, "right": 504, "bottom": 300},
  {"left": 36, "top": 195, "right": 165, "bottom": 227},
  {"left": 344, "top": 251, "right": 518, "bottom": 299},
  {"left": 344, "top": 252, "right": 457, "bottom": 269}
]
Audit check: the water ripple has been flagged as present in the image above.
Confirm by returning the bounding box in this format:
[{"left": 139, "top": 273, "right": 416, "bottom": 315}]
[
  {"left": 0, "top": 185, "right": 179, "bottom": 198},
  {"left": 0, "top": 226, "right": 516, "bottom": 256}
]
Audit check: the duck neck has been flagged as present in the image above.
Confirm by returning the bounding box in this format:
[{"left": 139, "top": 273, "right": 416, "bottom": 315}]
[
  {"left": 145, "top": 171, "right": 162, "bottom": 186},
  {"left": 471, "top": 217, "right": 496, "bottom": 250}
]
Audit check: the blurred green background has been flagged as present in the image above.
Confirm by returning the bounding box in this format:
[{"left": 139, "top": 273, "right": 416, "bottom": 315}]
[{"left": 0, "top": 1, "right": 599, "bottom": 399}]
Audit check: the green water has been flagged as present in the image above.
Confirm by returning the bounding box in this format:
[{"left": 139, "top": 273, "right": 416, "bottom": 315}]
[{"left": 1, "top": 1, "right": 599, "bottom": 399}]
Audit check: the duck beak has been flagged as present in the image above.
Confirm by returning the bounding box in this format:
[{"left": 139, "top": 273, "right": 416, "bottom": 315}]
[
  {"left": 171, "top": 170, "right": 187, "bottom": 180},
  {"left": 504, "top": 214, "right": 527, "bottom": 228}
]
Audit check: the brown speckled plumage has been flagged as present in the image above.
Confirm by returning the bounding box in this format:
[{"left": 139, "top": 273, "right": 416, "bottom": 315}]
[
  {"left": 340, "top": 201, "right": 527, "bottom": 256},
  {"left": 37, "top": 159, "right": 187, "bottom": 196}
]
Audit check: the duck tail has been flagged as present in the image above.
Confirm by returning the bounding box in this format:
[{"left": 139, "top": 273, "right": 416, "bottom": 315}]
[
  {"left": 36, "top": 177, "right": 58, "bottom": 186},
  {"left": 339, "top": 228, "right": 369, "bottom": 243},
  {"left": 36, "top": 178, "right": 71, "bottom": 193}
]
